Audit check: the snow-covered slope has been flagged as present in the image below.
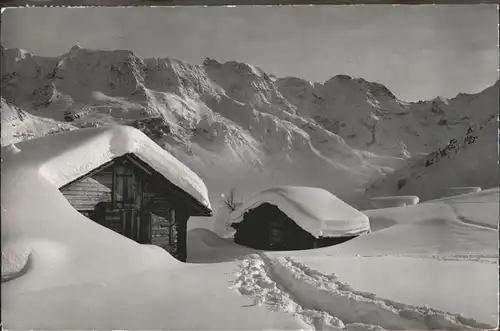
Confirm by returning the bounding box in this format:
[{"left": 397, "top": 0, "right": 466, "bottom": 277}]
[
  {"left": 2, "top": 46, "right": 498, "bottom": 217},
  {"left": 276, "top": 75, "right": 499, "bottom": 156},
  {"left": 187, "top": 228, "right": 257, "bottom": 263},
  {"left": 0, "top": 46, "right": 383, "bottom": 212},
  {"left": 364, "top": 114, "right": 499, "bottom": 204},
  {"left": 1, "top": 97, "right": 76, "bottom": 145}
]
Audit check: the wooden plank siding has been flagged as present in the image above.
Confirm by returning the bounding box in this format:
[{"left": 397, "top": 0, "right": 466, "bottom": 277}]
[{"left": 61, "top": 168, "right": 113, "bottom": 211}]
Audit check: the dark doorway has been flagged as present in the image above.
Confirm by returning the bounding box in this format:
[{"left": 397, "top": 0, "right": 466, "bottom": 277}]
[{"left": 150, "top": 210, "right": 177, "bottom": 257}]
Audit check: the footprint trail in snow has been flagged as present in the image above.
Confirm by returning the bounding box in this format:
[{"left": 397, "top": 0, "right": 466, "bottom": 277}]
[{"left": 230, "top": 253, "right": 495, "bottom": 331}]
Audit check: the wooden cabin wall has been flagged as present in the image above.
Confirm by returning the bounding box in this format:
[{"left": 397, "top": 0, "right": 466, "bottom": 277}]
[
  {"left": 138, "top": 175, "right": 193, "bottom": 262},
  {"left": 61, "top": 168, "right": 113, "bottom": 211},
  {"left": 59, "top": 154, "right": 208, "bottom": 263}
]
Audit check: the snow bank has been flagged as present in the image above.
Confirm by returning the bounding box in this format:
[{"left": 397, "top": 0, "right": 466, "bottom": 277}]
[
  {"left": 368, "top": 195, "right": 419, "bottom": 209},
  {"left": 1, "top": 162, "right": 180, "bottom": 294},
  {"left": 1, "top": 243, "right": 32, "bottom": 282},
  {"left": 142, "top": 244, "right": 173, "bottom": 255},
  {"left": 428, "top": 187, "right": 498, "bottom": 204},
  {"left": 445, "top": 186, "right": 482, "bottom": 197},
  {"left": 3, "top": 259, "right": 303, "bottom": 330},
  {"left": 211, "top": 204, "right": 239, "bottom": 237},
  {"left": 340, "top": 204, "right": 496, "bottom": 256},
  {"left": 231, "top": 186, "right": 370, "bottom": 238},
  {"left": 3, "top": 125, "right": 211, "bottom": 209},
  {"left": 187, "top": 228, "right": 256, "bottom": 263},
  {"left": 427, "top": 187, "right": 499, "bottom": 230}
]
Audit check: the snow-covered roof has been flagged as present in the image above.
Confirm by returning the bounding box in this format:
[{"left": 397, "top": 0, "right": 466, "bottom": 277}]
[
  {"left": 368, "top": 196, "right": 420, "bottom": 209},
  {"left": 1, "top": 125, "right": 211, "bottom": 211},
  {"left": 230, "top": 186, "right": 370, "bottom": 238}
]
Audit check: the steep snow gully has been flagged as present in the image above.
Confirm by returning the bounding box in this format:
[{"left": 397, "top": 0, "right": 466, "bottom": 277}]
[{"left": 230, "top": 254, "right": 494, "bottom": 331}]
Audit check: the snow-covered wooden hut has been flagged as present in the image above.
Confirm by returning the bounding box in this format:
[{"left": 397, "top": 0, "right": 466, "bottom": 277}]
[
  {"left": 230, "top": 186, "right": 370, "bottom": 250},
  {"left": 4, "top": 125, "right": 212, "bottom": 261}
]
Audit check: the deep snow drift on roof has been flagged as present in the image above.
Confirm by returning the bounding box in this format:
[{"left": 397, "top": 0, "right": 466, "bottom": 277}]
[
  {"left": 1, "top": 125, "right": 211, "bottom": 209},
  {"left": 230, "top": 186, "right": 370, "bottom": 238}
]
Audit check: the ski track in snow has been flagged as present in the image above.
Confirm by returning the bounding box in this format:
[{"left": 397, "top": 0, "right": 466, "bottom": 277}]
[{"left": 230, "top": 253, "right": 495, "bottom": 331}]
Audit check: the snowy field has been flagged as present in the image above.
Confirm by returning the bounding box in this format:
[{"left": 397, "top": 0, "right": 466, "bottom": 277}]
[
  {"left": 2, "top": 142, "right": 498, "bottom": 331},
  {"left": 2, "top": 7, "right": 499, "bottom": 330},
  {"left": 193, "top": 188, "right": 499, "bottom": 330}
]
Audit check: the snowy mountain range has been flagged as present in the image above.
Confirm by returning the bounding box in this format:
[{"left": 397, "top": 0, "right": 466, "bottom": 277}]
[
  {"left": 1, "top": 45, "right": 498, "bottom": 208},
  {"left": 364, "top": 113, "right": 499, "bottom": 204}
]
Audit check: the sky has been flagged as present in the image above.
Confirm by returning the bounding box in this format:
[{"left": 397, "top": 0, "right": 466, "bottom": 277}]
[{"left": 1, "top": 5, "right": 498, "bottom": 101}]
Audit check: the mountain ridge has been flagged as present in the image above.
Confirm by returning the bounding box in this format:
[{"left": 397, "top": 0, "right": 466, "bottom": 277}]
[
  {"left": 4, "top": 45, "right": 497, "bottom": 101},
  {"left": 363, "top": 113, "right": 499, "bottom": 205},
  {"left": 1, "top": 45, "right": 498, "bottom": 211}
]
